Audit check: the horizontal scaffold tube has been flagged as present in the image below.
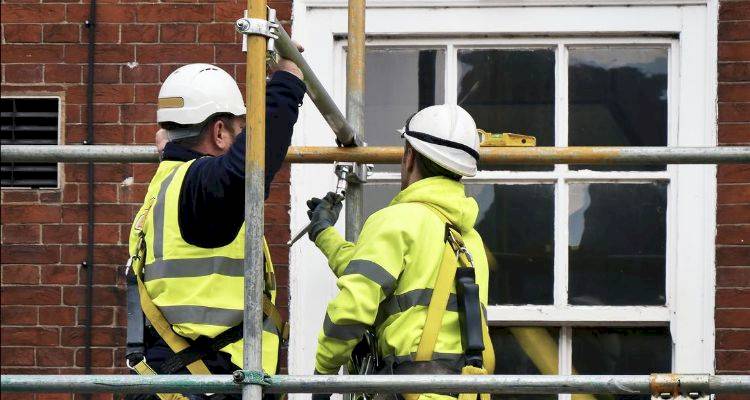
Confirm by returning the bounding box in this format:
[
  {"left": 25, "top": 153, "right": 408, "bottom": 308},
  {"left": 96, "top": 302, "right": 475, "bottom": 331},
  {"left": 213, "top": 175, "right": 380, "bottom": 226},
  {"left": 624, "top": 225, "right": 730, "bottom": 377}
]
[
  {"left": 2, "top": 145, "right": 749, "bottom": 164},
  {"left": 2, "top": 374, "right": 750, "bottom": 394}
]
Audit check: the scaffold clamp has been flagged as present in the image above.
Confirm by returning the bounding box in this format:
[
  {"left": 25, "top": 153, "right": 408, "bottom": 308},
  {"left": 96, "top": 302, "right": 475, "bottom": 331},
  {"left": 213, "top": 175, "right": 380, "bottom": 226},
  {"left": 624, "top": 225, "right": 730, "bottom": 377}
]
[
  {"left": 235, "top": 17, "right": 278, "bottom": 39},
  {"left": 232, "top": 370, "right": 271, "bottom": 386}
]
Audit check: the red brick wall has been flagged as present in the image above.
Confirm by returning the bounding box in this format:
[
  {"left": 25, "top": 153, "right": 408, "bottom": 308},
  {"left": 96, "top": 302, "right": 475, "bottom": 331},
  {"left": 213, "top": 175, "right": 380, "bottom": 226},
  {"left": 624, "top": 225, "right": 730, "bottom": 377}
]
[
  {"left": 715, "top": 0, "right": 750, "bottom": 382},
  {"left": 0, "top": 0, "right": 294, "bottom": 387}
]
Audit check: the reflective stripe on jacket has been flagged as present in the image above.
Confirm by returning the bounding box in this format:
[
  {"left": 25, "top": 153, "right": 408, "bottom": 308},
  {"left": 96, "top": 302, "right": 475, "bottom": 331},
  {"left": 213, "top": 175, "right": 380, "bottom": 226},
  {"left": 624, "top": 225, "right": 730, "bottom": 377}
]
[
  {"left": 313, "top": 176, "right": 490, "bottom": 374},
  {"left": 128, "top": 159, "right": 280, "bottom": 373}
]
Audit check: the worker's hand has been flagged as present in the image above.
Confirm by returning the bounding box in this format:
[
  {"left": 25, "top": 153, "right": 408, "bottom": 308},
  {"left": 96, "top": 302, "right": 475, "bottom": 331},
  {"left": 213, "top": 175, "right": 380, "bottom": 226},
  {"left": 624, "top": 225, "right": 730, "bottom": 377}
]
[
  {"left": 273, "top": 41, "right": 304, "bottom": 80},
  {"left": 307, "top": 191, "right": 344, "bottom": 241}
]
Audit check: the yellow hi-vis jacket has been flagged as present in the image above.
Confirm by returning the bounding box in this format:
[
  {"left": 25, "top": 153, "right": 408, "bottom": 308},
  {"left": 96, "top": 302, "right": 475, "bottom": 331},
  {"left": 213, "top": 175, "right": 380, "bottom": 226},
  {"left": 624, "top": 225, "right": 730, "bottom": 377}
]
[
  {"left": 313, "top": 176, "right": 491, "bottom": 374},
  {"left": 128, "top": 159, "right": 280, "bottom": 373}
]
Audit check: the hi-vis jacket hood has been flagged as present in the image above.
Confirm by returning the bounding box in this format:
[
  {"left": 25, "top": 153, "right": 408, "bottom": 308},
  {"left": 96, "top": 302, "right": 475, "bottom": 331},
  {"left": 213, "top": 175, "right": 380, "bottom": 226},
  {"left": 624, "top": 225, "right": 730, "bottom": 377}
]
[
  {"left": 388, "top": 176, "right": 480, "bottom": 234},
  {"left": 313, "top": 176, "right": 490, "bottom": 375}
]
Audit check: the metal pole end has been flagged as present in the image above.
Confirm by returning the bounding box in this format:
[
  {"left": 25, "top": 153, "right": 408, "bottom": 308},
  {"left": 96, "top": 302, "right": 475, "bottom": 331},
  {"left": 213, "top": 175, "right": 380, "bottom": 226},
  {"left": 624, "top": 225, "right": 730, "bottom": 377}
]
[{"left": 233, "top": 370, "right": 245, "bottom": 384}]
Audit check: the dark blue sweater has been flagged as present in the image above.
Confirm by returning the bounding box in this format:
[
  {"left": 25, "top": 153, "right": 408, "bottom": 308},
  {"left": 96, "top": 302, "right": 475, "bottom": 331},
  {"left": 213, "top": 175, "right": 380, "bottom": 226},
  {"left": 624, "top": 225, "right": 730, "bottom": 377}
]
[{"left": 160, "top": 71, "right": 306, "bottom": 248}]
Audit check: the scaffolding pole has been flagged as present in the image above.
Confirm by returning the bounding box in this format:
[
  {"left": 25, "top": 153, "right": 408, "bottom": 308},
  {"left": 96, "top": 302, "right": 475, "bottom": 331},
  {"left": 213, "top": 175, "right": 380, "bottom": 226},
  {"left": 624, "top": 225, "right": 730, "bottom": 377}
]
[
  {"left": 344, "top": 0, "right": 366, "bottom": 241},
  {"left": 2, "top": 145, "right": 749, "bottom": 164},
  {"left": 242, "top": 0, "right": 267, "bottom": 399},
  {"left": 2, "top": 374, "right": 750, "bottom": 395}
]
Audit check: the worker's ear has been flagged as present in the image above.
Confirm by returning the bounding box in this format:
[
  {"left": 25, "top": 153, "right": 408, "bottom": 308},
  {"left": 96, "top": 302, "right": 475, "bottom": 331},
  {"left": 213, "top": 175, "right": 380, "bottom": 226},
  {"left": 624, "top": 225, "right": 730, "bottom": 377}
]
[
  {"left": 211, "top": 118, "right": 233, "bottom": 152},
  {"left": 401, "top": 143, "right": 417, "bottom": 189}
]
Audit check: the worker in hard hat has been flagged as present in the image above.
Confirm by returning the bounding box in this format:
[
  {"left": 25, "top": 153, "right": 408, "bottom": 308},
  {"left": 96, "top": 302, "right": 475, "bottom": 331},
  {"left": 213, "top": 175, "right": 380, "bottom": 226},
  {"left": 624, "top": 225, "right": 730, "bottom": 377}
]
[
  {"left": 306, "top": 104, "right": 495, "bottom": 400},
  {"left": 126, "top": 58, "right": 304, "bottom": 395}
]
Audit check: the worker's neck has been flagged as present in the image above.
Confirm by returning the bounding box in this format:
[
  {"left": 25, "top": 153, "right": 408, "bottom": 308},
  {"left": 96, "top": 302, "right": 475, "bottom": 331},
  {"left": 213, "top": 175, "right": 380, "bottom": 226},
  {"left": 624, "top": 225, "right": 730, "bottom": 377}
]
[{"left": 190, "top": 141, "right": 222, "bottom": 157}]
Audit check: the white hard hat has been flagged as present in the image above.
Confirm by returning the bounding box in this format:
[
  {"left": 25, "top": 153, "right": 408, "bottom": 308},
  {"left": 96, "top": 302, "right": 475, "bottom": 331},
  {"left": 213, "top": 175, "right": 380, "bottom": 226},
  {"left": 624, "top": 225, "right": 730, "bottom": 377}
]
[
  {"left": 157, "top": 64, "right": 246, "bottom": 128},
  {"left": 399, "top": 104, "right": 480, "bottom": 177}
]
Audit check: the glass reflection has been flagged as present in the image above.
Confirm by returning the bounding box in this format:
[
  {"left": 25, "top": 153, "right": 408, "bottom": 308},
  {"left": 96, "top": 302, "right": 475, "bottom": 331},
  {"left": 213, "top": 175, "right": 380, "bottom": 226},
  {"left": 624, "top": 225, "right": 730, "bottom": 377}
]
[
  {"left": 491, "top": 327, "right": 559, "bottom": 400},
  {"left": 572, "top": 327, "right": 671, "bottom": 400},
  {"left": 458, "top": 49, "right": 555, "bottom": 171},
  {"left": 568, "top": 183, "right": 667, "bottom": 305},
  {"left": 569, "top": 47, "right": 668, "bottom": 171},
  {"left": 365, "top": 49, "right": 445, "bottom": 172},
  {"left": 467, "top": 184, "right": 554, "bottom": 305}
]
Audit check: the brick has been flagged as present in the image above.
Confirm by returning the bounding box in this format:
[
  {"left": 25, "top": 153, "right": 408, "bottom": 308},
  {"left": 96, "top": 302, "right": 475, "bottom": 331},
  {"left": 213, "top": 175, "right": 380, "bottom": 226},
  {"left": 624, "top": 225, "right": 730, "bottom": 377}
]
[
  {"left": 719, "top": 124, "right": 750, "bottom": 144},
  {"left": 215, "top": 2, "right": 244, "bottom": 22},
  {"left": 161, "top": 24, "right": 197, "bottom": 43},
  {"left": 77, "top": 306, "right": 115, "bottom": 326},
  {"left": 0, "top": 245, "right": 60, "bottom": 264},
  {"left": 2, "top": 191, "right": 39, "bottom": 203},
  {"left": 39, "top": 191, "right": 61, "bottom": 203},
  {"left": 1, "top": 44, "right": 64, "bottom": 63},
  {"left": 2, "top": 205, "right": 61, "bottom": 223},
  {"left": 68, "top": 84, "right": 135, "bottom": 104},
  {"left": 1, "top": 286, "right": 61, "bottom": 306},
  {"left": 718, "top": 62, "right": 750, "bottom": 82},
  {"left": 3, "top": 24, "right": 42, "bottom": 43},
  {"left": 39, "top": 306, "right": 77, "bottom": 326},
  {"left": 1, "top": 327, "right": 59, "bottom": 346},
  {"left": 720, "top": 1, "right": 750, "bottom": 20},
  {"left": 159, "top": 64, "right": 182, "bottom": 81},
  {"left": 119, "top": 183, "right": 148, "bottom": 204},
  {"left": 3, "top": 64, "right": 43, "bottom": 83},
  {"left": 716, "top": 350, "right": 750, "bottom": 371},
  {"left": 37, "top": 347, "right": 75, "bottom": 367},
  {"left": 717, "top": 288, "right": 750, "bottom": 307},
  {"left": 718, "top": 267, "right": 750, "bottom": 286},
  {"left": 134, "top": 85, "right": 159, "bottom": 103},
  {"left": 41, "top": 265, "right": 80, "bottom": 285},
  {"left": 43, "top": 24, "right": 79, "bottom": 43},
  {"left": 93, "top": 104, "right": 119, "bottom": 123},
  {"left": 121, "top": 24, "right": 157, "bottom": 43},
  {"left": 65, "top": 44, "right": 134, "bottom": 63},
  {"left": 717, "top": 225, "right": 750, "bottom": 245},
  {"left": 63, "top": 286, "right": 124, "bottom": 307},
  {"left": 42, "top": 224, "right": 81, "bottom": 244},
  {"left": 137, "top": 44, "right": 213, "bottom": 63},
  {"left": 1, "top": 4, "right": 66, "bottom": 23},
  {"left": 1, "top": 265, "right": 40, "bottom": 284},
  {"left": 198, "top": 24, "right": 236, "bottom": 43},
  {"left": 719, "top": 21, "right": 750, "bottom": 41},
  {"left": 44, "top": 64, "right": 82, "bottom": 83},
  {"left": 215, "top": 44, "right": 244, "bottom": 63},
  {"left": 0, "top": 347, "right": 35, "bottom": 366},
  {"left": 720, "top": 164, "right": 750, "bottom": 184},
  {"left": 136, "top": 4, "right": 213, "bottom": 23},
  {"left": 80, "top": 224, "right": 121, "bottom": 245},
  {"left": 94, "top": 24, "right": 120, "bottom": 44},
  {"left": 66, "top": 4, "right": 135, "bottom": 23},
  {"left": 91, "top": 64, "right": 122, "bottom": 84},
  {"left": 121, "top": 104, "right": 156, "bottom": 123},
  {"left": 720, "top": 42, "right": 750, "bottom": 62},
  {"left": 63, "top": 183, "right": 79, "bottom": 203},
  {"left": 122, "top": 65, "right": 159, "bottom": 83},
  {"left": 60, "top": 327, "right": 125, "bottom": 346},
  {"left": 719, "top": 204, "right": 750, "bottom": 224},
  {"left": 716, "top": 309, "right": 750, "bottom": 329},
  {"left": 0, "top": 306, "right": 38, "bottom": 326},
  {"left": 265, "top": 223, "right": 290, "bottom": 243},
  {"left": 719, "top": 103, "right": 750, "bottom": 123},
  {"left": 719, "top": 83, "right": 750, "bottom": 103},
  {"left": 718, "top": 184, "right": 750, "bottom": 204},
  {"left": 267, "top": 183, "right": 290, "bottom": 204},
  {"left": 717, "top": 330, "right": 750, "bottom": 350},
  {"left": 2, "top": 224, "right": 40, "bottom": 244},
  {"left": 75, "top": 348, "right": 114, "bottom": 367}
]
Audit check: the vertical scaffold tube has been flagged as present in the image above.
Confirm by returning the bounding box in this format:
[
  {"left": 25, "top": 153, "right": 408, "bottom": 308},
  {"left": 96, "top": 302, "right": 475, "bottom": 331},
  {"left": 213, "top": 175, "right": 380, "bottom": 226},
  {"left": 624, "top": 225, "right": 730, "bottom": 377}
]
[
  {"left": 345, "top": 0, "right": 366, "bottom": 241},
  {"left": 243, "top": 0, "right": 267, "bottom": 399}
]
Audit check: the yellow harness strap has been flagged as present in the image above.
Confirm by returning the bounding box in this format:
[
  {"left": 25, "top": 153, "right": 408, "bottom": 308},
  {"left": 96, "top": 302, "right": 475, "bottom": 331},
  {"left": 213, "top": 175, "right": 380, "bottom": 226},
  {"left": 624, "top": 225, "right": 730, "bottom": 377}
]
[
  {"left": 132, "top": 358, "right": 190, "bottom": 400},
  {"left": 403, "top": 203, "right": 493, "bottom": 400}
]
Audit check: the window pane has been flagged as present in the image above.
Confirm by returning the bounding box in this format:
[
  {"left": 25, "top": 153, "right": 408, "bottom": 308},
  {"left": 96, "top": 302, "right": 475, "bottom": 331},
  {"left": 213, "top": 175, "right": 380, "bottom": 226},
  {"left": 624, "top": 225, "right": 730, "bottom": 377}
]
[
  {"left": 363, "top": 184, "right": 401, "bottom": 219},
  {"left": 365, "top": 48, "right": 445, "bottom": 172},
  {"left": 458, "top": 49, "right": 555, "bottom": 171},
  {"left": 569, "top": 47, "right": 668, "bottom": 171},
  {"left": 572, "top": 327, "right": 671, "bottom": 400},
  {"left": 467, "top": 184, "right": 554, "bottom": 305},
  {"left": 569, "top": 183, "right": 667, "bottom": 305},
  {"left": 491, "top": 326, "right": 559, "bottom": 400}
]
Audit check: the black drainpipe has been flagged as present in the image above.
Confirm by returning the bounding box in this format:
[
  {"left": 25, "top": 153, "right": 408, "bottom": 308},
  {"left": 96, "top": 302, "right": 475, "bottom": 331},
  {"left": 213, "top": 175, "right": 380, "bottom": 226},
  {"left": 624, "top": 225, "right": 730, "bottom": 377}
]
[{"left": 83, "top": 0, "right": 97, "bottom": 389}]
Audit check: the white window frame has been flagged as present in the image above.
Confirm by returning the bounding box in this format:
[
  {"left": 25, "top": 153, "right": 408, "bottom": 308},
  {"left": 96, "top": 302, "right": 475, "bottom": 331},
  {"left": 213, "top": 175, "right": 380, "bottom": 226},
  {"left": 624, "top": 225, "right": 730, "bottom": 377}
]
[{"left": 289, "top": 2, "right": 718, "bottom": 384}]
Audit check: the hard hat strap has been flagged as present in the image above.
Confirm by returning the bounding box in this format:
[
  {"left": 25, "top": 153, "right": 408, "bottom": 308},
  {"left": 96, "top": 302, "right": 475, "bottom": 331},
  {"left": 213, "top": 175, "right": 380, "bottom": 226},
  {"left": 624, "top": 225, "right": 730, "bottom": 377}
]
[{"left": 403, "top": 129, "right": 480, "bottom": 161}]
